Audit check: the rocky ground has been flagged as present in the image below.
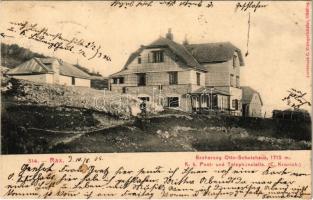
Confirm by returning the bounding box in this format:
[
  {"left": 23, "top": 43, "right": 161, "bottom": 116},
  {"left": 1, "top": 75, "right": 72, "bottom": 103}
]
[
  {"left": 1, "top": 77, "right": 162, "bottom": 119},
  {"left": 55, "top": 115, "right": 311, "bottom": 153},
  {"left": 1, "top": 77, "right": 311, "bottom": 154}
]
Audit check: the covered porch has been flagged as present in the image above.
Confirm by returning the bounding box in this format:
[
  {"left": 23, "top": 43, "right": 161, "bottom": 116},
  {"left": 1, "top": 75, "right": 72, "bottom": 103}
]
[{"left": 187, "top": 87, "right": 231, "bottom": 113}]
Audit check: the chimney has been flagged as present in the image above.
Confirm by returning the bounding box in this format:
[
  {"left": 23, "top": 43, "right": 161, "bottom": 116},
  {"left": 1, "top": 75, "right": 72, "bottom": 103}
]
[
  {"left": 166, "top": 28, "right": 173, "bottom": 40},
  {"left": 183, "top": 35, "right": 189, "bottom": 45}
]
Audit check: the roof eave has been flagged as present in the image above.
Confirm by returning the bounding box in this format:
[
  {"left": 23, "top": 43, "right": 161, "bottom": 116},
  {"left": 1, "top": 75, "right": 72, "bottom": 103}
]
[
  {"left": 194, "top": 67, "right": 207, "bottom": 72},
  {"left": 59, "top": 73, "right": 91, "bottom": 79},
  {"left": 7, "top": 72, "right": 52, "bottom": 75}
]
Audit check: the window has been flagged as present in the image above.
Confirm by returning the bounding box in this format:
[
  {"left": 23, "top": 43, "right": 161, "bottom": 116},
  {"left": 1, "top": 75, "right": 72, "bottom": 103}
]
[
  {"left": 232, "top": 99, "right": 239, "bottom": 110},
  {"left": 138, "top": 55, "right": 141, "bottom": 64},
  {"left": 236, "top": 76, "right": 240, "bottom": 88},
  {"left": 168, "top": 97, "right": 179, "bottom": 107},
  {"left": 112, "top": 77, "right": 124, "bottom": 84},
  {"left": 223, "top": 96, "right": 229, "bottom": 109},
  {"left": 212, "top": 95, "right": 218, "bottom": 109},
  {"left": 233, "top": 55, "right": 238, "bottom": 68},
  {"left": 158, "top": 84, "right": 163, "bottom": 91},
  {"left": 169, "top": 72, "right": 178, "bottom": 85},
  {"left": 196, "top": 73, "right": 201, "bottom": 86},
  {"left": 148, "top": 53, "right": 151, "bottom": 63},
  {"left": 138, "top": 97, "right": 150, "bottom": 102},
  {"left": 230, "top": 74, "right": 234, "bottom": 87},
  {"left": 119, "top": 77, "right": 124, "bottom": 84},
  {"left": 71, "top": 77, "right": 75, "bottom": 85},
  {"left": 152, "top": 50, "right": 164, "bottom": 63},
  {"left": 112, "top": 78, "right": 117, "bottom": 84},
  {"left": 235, "top": 100, "right": 239, "bottom": 110},
  {"left": 137, "top": 73, "right": 146, "bottom": 86},
  {"left": 122, "top": 87, "right": 127, "bottom": 93}
]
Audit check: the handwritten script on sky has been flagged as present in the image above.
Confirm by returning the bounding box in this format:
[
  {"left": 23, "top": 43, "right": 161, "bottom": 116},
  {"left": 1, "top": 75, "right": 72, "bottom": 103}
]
[{"left": 5, "top": 21, "right": 111, "bottom": 63}]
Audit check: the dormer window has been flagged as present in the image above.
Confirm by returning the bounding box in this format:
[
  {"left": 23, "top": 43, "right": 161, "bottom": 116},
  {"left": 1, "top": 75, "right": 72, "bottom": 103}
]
[
  {"left": 152, "top": 50, "right": 164, "bottom": 63},
  {"left": 138, "top": 55, "right": 141, "bottom": 64}
]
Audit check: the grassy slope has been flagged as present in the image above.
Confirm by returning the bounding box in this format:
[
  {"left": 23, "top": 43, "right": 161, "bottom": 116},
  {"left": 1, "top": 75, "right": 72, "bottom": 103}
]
[
  {"left": 1, "top": 78, "right": 311, "bottom": 154},
  {"left": 2, "top": 77, "right": 143, "bottom": 118},
  {"left": 52, "top": 115, "right": 311, "bottom": 153},
  {"left": 2, "top": 106, "right": 310, "bottom": 154}
]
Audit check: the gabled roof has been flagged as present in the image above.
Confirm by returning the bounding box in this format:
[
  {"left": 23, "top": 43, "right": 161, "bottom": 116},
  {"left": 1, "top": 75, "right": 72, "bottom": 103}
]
[
  {"left": 184, "top": 42, "right": 245, "bottom": 66},
  {"left": 7, "top": 58, "right": 53, "bottom": 75},
  {"left": 122, "top": 38, "right": 245, "bottom": 75},
  {"left": 57, "top": 60, "right": 90, "bottom": 79},
  {"left": 123, "top": 37, "right": 207, "bottom": 72},
  {"left": 242, "top": 86, "right": 263, "bottom": 105},
  {"left": 7, "top": 57, "right": 91, "bottom": 79}
]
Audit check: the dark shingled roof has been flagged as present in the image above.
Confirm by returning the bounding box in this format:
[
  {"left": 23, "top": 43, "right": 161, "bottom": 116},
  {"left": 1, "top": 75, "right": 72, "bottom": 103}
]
[
  {"left": 185, "top": 42, "right": 245, "bottom": 65},
  {"left": 123, "top": 37, "right": 207, "bottom": 72},
  {"left": 122, "top": 38, "right": 244, "bottom": 74},
  {"left": 242, "top": 86, "right": 263, "bottom": 105},
  {"left": 7, "top": 57, "right": 91, "bottom": 79}
]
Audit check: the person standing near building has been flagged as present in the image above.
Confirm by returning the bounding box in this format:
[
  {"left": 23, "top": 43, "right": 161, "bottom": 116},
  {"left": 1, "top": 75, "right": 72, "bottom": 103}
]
[{"left": 140, "top": 99, "right": 147, "bottom": 118}]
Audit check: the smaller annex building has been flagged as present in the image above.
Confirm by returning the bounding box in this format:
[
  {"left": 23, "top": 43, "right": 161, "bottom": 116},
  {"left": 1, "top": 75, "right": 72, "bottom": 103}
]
[
  {"left": 7, "top": 57, "right": 91, "bottom": 87},
  {"left": 241, "top": 86, "right": 263, "bottom": 117}
]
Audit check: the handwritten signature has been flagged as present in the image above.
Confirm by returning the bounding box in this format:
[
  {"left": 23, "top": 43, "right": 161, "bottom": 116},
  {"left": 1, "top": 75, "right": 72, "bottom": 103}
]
[{"left": 235, "top": 1, "right": 267, "bottom": 12}]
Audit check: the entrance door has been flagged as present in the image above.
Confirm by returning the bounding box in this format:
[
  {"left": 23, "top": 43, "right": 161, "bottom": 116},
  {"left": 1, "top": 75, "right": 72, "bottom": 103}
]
[{"left": 242, "top": 104, "right": 248, "bottom": 117}]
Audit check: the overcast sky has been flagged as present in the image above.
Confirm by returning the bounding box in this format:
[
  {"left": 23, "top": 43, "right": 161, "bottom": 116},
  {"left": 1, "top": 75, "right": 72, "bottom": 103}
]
[{"left": 1, "top": 1, "right": 311, "bottom": 114}]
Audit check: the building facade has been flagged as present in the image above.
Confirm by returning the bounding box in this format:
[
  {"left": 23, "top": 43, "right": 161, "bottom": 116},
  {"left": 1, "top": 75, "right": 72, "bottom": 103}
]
[
  {"left": 110, "top": 30, "right": 246, "bottom": 115},
  {"left": 7, "top": 58, "right": 91, "bottom": 87},
  {"left": 242, "top": 86, "right": 263, "bottom": 117}
]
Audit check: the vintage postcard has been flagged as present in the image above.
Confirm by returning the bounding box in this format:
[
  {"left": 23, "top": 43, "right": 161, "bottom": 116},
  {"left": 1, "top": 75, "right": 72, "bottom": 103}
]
[{"left": 0, "top": 0, "right": 311, "bottom": 199}]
